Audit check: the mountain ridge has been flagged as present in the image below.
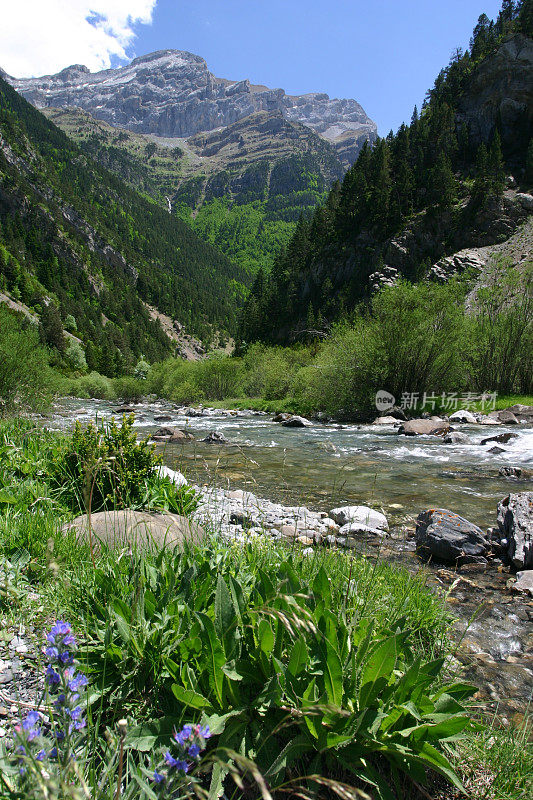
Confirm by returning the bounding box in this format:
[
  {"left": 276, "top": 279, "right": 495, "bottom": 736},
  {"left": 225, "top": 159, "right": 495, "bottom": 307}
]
[{"left": 5, "top": 49, "right": 377, "bottom": 165}]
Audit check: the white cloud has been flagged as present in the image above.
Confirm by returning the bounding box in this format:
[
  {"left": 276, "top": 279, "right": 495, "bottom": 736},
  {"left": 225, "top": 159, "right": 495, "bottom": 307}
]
[{"left": 1, "top": 1, "right": 158, "bottom": 78}]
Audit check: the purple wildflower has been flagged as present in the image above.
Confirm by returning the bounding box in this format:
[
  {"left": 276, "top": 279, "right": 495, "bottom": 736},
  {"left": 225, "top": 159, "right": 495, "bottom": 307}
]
[
  {"left": 46, "top": 666, "right": 60, "bottom": 686},
  {"left": 153, "top": 770, "right": 165, "bottom": 784},
  {"left": 36, "top": 750, "right": 47, "bottom": 762}
]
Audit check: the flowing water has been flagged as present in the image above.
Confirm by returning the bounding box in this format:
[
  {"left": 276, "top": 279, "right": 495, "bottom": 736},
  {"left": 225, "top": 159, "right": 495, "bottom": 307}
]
[{"left": 44, "top": 397, "right": 533, "bottom": 529}]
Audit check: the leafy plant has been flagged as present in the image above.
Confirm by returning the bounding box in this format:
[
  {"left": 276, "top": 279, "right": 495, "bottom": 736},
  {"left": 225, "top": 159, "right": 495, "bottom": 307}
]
[
  {"left": 49, "top": 416, "right": 160, "bottom": 512},
  {"left": 79, "top": 543, "right": 473, "bottom": 799}
]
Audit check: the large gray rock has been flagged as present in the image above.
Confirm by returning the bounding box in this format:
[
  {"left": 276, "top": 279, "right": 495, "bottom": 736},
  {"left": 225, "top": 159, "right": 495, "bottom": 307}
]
[
  {"left": 202, "top": 431, "right": 229, "bottom": 443},
  {"left": 481, "top": 432, "right": 518, "bottom": 445},
  {"left": 429, "top": 250, "right": 486, "bottom": 283},
  {"left": 497, "top": 492, "right": 533, "bottom": 569},
  {"left": 330, "top": 505, "right": 388, "bottom": 531},
  {"left": 399, "top": 419, "right": 449, "bottom": 436},
  {"left": 338, "top": 522, "right": 387, "bottom": 538},
  {"left": 281, "top": 415, "right": 313, "bottom": 428},
  {"left": 449, "top": 410, "right": 477, "bottom": 424},
  {"left": 443, "top": 432, "right": 470, "bottom": 444},
  {"left": 513, "top": 570, "right": 533, "bottom": 596},
  {"left": 516, "top": 193, "right": 533, "bottom": 212},
  {"left": 416, "top": 508, "right": 490, "bottom": 565},
  {"left": 62, "top": 510, "right": 204, "bottom": 552},
  {"left": 372, "top": 416, "right": 399, "bottom": 425}
]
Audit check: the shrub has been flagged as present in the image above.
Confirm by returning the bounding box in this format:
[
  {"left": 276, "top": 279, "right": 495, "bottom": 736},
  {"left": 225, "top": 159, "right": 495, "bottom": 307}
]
[
  {"left": 113, "top": 376, "right": 145, "bottom": 403},
  {"left": 67, "top": 371, "right": 116, "bottom": 400},
  {"left": 65, "top": 339, "right": 87, "bottom": 372},
  {"left": 0, "top": 306, "right": 55, "bottom": 415},
  {"left": 49, "top": 416, "right": 159, "bottom": 512}
]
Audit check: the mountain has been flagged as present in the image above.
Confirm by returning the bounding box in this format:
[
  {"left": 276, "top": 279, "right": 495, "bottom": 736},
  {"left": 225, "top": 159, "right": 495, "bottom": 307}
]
[
  {"left": 0, "top": 74, "right": 247, "bottom": 376},
  {"left": 7, "top": 52, "right": 376, "bottom": 278},
  {"left": 240, "top": 4, "right": 533, "bottom": 345},
  {"left": 6, "top": 50, "right": 376, "bottom": 164}
]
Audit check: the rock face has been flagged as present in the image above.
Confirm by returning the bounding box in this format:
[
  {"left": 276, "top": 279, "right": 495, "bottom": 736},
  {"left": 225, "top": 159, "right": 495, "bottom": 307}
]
[
  {"left": 429, "top": 250, "right": 486, "bottom": 283},
  {"left": 497, "top": 492, "right": 533, "bottom": 569},
  {"left": 416, "top": 508, "right": 490, "bottom": 565},
  {"left": 7, "top": 50, "right": 377, "bottom": 164},
  {"left": 456, "top": 34, "right": 533, "bottom": 159},
  {"left": 63, "top": 509, "right": 204, "bottom": 551},
  {"left": 399, "top": 419, "right": 449, "bottom": 436}
]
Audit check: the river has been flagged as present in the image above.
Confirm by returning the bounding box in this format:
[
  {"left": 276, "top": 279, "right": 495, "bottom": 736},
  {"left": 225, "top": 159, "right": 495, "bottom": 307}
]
[{"left": 44, "top": 397, "right": 533, "bottom": 530}]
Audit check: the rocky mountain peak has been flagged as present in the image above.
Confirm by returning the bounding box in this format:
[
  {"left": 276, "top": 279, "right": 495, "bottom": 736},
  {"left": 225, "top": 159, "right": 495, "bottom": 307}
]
[{"left": 7, "top": 50, "right": 377, "bottom": 164}]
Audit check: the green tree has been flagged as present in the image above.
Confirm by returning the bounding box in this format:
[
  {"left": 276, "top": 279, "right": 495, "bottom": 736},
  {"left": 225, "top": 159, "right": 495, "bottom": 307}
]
[
  {"left": 39, "top": 302, "right": 66, "bottom": 354},
  {"left": 429, "top": 151, "right": 456, "bottom": 209},
  {"left": 0, "top": 307, "right": 54, "bottom": 415}
]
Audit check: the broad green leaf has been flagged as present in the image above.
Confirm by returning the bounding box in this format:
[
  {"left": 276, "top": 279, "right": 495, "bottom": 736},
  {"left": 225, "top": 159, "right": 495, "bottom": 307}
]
[
  {"left": 196, "top": 611, "right": 225, "bottom": 707},
  {"left": 171, "top": 684, "right": 211, "bottom": 710},
  {"left": 287, "top": 636, "right": 308, "bottom": 677},
  {"left": 359, "top": 635, "right": 397, "bottom": 709},
  {"left": 264, "top": 734, "right": 312, "bottom": 779},
  {"left": 321, "top": 639, "right": 343, "bottom": 706},
  {"left": 258, "top": 618, "right": 274, "bottom": 655}
]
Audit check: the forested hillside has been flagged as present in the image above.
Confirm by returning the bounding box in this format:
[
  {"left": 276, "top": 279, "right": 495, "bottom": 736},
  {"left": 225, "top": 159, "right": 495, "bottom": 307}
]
[
  {"left": 45, "top": 108, "right": 349, "bottom": 277},
  {"left": 0, "top": 77, "right": 247, "bottom": 375},
  {"left": 240, "top": 0, "right": 533, "bottom": 345}
]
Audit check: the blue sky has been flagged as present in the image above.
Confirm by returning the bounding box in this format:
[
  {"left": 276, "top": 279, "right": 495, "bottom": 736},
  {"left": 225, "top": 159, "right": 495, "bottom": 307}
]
[{"left": 130, "top": 0, "right": 504, "bottom": 135}]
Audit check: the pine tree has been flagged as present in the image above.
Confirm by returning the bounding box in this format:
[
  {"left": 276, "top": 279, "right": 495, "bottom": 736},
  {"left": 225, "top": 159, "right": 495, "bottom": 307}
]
[
  {"left": 518, "top": 0, "right": 533, "bottom": 35},
  {"left": 525, "top": 137, "right": 533, "bottom": 185},
  {"left": 39, "top": 302, "right": 66, "bottom": 354},
  {"left": 430, "top": 151, "right": 456, "bottom": 209},
  {"left": 488, "top": 130, "right": 505, "bottom": 195},
  {"left": 472, "top": 143, "right": 490, "bottom": 205}
]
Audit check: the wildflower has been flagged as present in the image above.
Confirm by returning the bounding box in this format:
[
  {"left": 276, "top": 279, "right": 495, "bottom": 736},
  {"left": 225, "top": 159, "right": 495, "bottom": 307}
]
[
  {"left": 153, "top": 770, "right": 165, "bottom": 784},
  {"left": 36, "top": 750, "right": 47, "bottom": 762},
  {"left": 198, "top": 724, "right": 211, "bottom": 739},
  {"left": 188, "top": 743, "right": 200, "bottom": 758},
  {"left": 46, "top": 666, "right": 61, "bottom": 686},
  {"left": 68, "top": 672, "right": 88, "bottom": 692}
]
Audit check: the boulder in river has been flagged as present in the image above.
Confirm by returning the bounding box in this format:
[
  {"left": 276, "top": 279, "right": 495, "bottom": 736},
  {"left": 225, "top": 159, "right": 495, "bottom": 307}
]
[
  {"left": 506, "top": 404, "right": 533, "bottom": 421},
  {"left": 443, "top": 432, "right": 470, "bottom": 444},
  {"left": 499, "top": 466, "right": 522, "bottom": 478},
  {"left": 373, "top": 416, "right": 399, "bottom": 425},
  {"left": 272, "top": 412, "right": 292, "bottom": 423},
  {"left": 281, "top": 415, "right": 313, "bottom": 428},
  {"left": 152, "top": 427, "right": 194, "bottom": 442},
  {"left": 489, "top": 410, "right": 519, "bottom": 424},
  {"left": 202, "top": 431, "right": 230, "bottom": 444},
  {"left": 481, "top": 432, "right": 518, "bottom": 445},
  {"left": 415, "top": 508, "right": 490, "bottom": 565},
  {"left": 113, "top": 405, "right": 136, "bottom": 414},
  {"left": 497, "top": 492, "right": 533, "bottom": 570},
  {"left": 398, "top": 419, "right": 449, "bottom": 436},
  {"left": 330, "top": 505, "right": 388, "bottom": 532},
  {"left": 512, "top": 570, "right": 533, "bottom": 597},
  {"left": 63, "top": 509, "right": 204, "bottom": 552},
  {"left": 338, "top": 521, "right": 388, "bottom": 538},
  {"left": 449, "top": 410, "right": 477, "bottom": 424},
  {"left": 478, "top": 416, "right": 501, "bottom": 425}
]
